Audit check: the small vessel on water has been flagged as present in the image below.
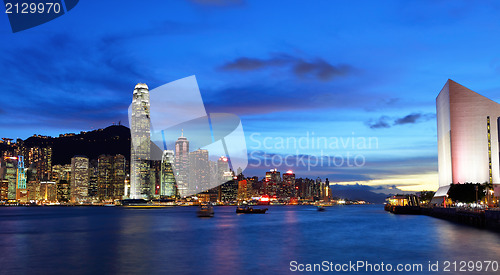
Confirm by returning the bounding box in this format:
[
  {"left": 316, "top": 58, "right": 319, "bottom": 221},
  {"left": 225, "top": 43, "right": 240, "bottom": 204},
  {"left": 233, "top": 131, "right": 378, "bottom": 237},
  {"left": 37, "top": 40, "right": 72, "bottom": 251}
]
[
  {"left": 317, "top": 206, "right": 326, "bottom": 212},
  {"left": 236, "top": 205, "right": 268, "bottom": 214},
  {"left": 197, "top": 204, "right": 215, "bottom": 217},
  {"left": 119, "top": 199, "right": 171, "bottom": 208}
]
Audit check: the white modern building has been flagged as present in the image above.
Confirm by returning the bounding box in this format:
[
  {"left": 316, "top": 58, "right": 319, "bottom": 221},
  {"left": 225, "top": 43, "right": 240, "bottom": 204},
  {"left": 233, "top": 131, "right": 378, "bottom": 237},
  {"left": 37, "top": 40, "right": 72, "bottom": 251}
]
[
  {"left": 437, "top": 80, "right": 500, "bottom": 191},
  {"left": 174, "top": 132, "right": 189, "bottom": 197}
]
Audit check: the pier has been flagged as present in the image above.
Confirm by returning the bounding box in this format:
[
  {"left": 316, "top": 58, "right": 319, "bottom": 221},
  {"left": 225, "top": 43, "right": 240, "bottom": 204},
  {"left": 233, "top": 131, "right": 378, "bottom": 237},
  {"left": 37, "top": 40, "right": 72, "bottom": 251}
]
[{"left": 421, "top": 207, "right": 500, "bottom": 231}]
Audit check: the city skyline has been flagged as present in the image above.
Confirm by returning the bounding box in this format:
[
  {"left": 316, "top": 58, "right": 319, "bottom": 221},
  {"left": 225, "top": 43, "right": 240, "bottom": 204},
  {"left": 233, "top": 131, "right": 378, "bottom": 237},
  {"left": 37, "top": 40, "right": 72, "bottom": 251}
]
[
  {"left": 3, "top": 1, "right": 500, "bottom": 191},
  {"left": 0, "top": 124, "right": 339, "bottom": 204}
]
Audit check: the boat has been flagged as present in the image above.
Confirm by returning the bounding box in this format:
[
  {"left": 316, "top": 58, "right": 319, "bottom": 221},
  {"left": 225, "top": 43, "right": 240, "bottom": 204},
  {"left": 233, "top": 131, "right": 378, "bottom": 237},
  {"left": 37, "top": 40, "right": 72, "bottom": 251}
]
[
  {"left": 317, "top": 206, "right": 326, "bottom": 211},
  {"left": 119, "top": 199, "right": 170, "bottom": 208},
  {"left": 236, "top": 205, "right": 268, "bottom": 214},
  {"left": 197, "top": 204, "right": 214, "bottom": 217}
]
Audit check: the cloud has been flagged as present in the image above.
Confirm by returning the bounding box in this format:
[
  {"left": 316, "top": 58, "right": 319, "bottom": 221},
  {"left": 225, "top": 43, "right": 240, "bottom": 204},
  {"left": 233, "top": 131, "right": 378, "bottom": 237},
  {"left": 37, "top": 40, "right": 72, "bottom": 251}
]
[
  {"left": 219, "top": 54, "right": 353, "bottom": 81},
  {"left": 219, "top": 57, "right": 287, "bottom": 71},
  {"left": 366, "top": 116, "right": 391, "bottom": 129},
  {"left": 394, "top": 113, "right": 435, "bottom": 125},
  {"left": 293, "top": 59, "right": 350, "bottom": 81},
  {"left": 366, "top": 112, "right": 436, "bottom": 129}
]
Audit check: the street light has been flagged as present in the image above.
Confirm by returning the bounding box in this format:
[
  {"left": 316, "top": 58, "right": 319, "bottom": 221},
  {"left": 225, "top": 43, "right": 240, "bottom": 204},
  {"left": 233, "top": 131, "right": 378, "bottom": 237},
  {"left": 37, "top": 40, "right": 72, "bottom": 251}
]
[{"left": 475, "top": 185, "right": 479, "bottom": 204}]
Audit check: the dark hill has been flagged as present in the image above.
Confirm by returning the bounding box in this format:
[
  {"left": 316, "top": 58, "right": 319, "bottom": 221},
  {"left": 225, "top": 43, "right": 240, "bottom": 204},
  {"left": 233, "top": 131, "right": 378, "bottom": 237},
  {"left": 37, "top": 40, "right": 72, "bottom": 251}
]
[
  {"left": 23, "top": 125, "right": 131, "bottom": 165},
  {"left": 329, "top": 184, "right": 391, "bottom": 204}
]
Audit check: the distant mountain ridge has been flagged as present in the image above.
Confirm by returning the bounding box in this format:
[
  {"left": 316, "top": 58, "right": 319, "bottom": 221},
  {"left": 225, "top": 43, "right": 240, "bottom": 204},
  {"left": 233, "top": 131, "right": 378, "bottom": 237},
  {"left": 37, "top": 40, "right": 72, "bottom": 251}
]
[{"left": 329, "top": 184, "right": 412, "bottom": 203}]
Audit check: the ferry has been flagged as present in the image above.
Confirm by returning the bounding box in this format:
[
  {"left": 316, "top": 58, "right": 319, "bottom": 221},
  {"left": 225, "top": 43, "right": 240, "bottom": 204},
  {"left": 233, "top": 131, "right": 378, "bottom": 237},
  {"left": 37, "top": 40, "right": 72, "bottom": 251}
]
[
  {"left": 236, "top": 205, "right": 268, "bottom": 214},
  {"left": 197, "top": 204, "right": 214, "bottom": 217},
  {"left": 118, "top": 199, "right": 173, "bottom": 208}
]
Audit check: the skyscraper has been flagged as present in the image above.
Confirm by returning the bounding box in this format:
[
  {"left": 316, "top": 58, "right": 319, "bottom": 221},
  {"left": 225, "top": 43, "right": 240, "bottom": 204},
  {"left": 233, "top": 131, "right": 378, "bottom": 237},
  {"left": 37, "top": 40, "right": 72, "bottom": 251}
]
[
  {"left": 57, "top": 180, "right": 70, "bottom": 203},
  {"left": 217, "top": 156, "right": 231, "bottom": 182},
  {"left": 282, "top": 170, "right": 296, "bottom": 198},
  {"left": 112, "top": 154, "right": 126, "bottom": 199},
  {"left": 130, "top": 83, "right": 151, "bottom": 199},
  {"left": 15, "top": 155, "right": 28, "bottom": 202},
  {"left": 237, "top": 179, "right": 248, "bottom": 201},
  {"left": 88, "top": 159, "right": 98, "bottom": 198},
  {"left": 4, "top": 157, "right": 17, "bottom": 200},
  {"left": 160, "top": 150, "right": 176, "bottom": 197},
  {"left": 28, "top": 146, "right": 52, "bottom": 182},
  {"left": 437, "top": 80, "right": 500, "bottom": 187},
  {"left": 188, "top": 149, "right": 209, "bottom": 194},
  {"left": 264, "top": 168, "right": 281, "bottom": 196},
  {"left": 97, "top": 154, "right": 126, "bottom": 201},
  {"left": 175, "top": 132, "right": 189, "bottom": 197},
  {"left": 97, "top": 155, "right": 112, "bottom": 200},
  {"left": 70, "top": 155, "right": 89, "bottom": 203}
]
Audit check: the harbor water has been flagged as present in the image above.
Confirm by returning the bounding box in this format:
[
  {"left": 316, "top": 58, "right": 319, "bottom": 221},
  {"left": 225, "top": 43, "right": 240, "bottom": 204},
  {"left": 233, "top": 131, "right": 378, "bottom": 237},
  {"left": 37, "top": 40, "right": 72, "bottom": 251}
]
[{"left": 0, "top": 205, "right": 499, "bottom": 274}]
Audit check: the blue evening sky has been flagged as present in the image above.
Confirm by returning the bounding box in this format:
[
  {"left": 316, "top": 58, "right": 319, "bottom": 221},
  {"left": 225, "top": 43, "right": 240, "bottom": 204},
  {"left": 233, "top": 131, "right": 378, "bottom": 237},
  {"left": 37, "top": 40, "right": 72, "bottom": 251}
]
[{"left": 2, "top": 0, "right": 500, "bottom": 190}]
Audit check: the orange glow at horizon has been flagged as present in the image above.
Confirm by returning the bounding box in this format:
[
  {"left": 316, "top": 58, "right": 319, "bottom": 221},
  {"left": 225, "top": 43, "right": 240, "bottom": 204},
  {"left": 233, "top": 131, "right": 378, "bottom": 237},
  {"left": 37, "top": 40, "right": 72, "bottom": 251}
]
[{"left": 335, "top": 173, "right": 438, "bottom": 192}]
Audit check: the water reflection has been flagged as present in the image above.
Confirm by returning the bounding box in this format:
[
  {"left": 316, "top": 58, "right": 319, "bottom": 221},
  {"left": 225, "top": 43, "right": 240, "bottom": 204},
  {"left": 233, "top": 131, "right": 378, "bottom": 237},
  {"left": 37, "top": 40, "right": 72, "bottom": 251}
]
[{"left": 0, "top": 205, "right": 498, "bottom": 274}]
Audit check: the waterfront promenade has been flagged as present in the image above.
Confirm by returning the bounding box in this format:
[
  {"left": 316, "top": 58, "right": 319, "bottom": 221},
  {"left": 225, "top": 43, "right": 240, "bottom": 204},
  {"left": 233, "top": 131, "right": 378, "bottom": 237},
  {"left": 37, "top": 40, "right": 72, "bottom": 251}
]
[{"left": 422, "top": 207, "right": 500, "bottom": 231}]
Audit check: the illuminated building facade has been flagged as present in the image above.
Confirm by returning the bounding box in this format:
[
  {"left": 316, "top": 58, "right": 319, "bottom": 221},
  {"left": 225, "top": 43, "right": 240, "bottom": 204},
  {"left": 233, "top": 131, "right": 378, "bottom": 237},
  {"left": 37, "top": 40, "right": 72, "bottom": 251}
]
[
  {"left": 217, "top": 156, "right": 231, "bottom": 182},
  {"left": 281, "top": 170, "right": 296, "bottom": 198},
  {"left": 264, "top": 169, "right": 281, "bottom": 196},
  {"left": 71, "top": 155, "right": 89, "bottom": 203},
  {"left": 4, "top": 157, "right": 17, "bottom": 199},
  {"left": 27, "top": 181, "right": 57, "bottom": 202},
  {"left": 16, "top": 155, "right": 28, "bottom": 202},
  {"left": 160, "top": 150, "right": 176, "bottom": 197},
  {"left": 112, "top": 154, "right": 126, "bottom": 200},
  {"left": 188, "top": 149, "right": 209, "bottom": 194},
  {"left": 28, "top": 146, "right": 52, "bottom": 181},
  {"left": 175, "top": 132, "right": 189, "bottom": 197},
  {"left": 97, "top": 155, "right": 113, "bottom": 200},
  {"left": 237, "top": 179, "right": 248, "bottom": 201},
  {"left": 437, "top": 79, "right": 500, "bottom": 187},
  {"left": 88, "top": 159, "right": 98, "bottom": 198},
  {"left": 57, "top": 180, "right": 70, "bottom": 202},
  {"left": 220, "top": 179, "right": 237, "bottom": 202},
  {"left": 130, "top": 83, "right": 151, "bottom": 199},
  {"left": 97, "top": 154, "right": 126, "bottom": 201},
  {"left": 17, "top": 156, "right": 26, "bottom": 189},
  {"left": 0, "top": 179, "right": 7, "bottom": 200},
  {"left": 41, "top": 181, "right": 57, "bottom": 202}
]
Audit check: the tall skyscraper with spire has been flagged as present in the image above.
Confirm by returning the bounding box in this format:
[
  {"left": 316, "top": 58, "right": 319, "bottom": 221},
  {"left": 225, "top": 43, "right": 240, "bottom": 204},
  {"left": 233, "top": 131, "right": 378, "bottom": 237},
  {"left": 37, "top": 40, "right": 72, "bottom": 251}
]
[
  {"left": 175, "top": 131, "right": 189, "bottom": 197},
  {"left": 130, "top": 83, "right": 151, "bottom": 199}
]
